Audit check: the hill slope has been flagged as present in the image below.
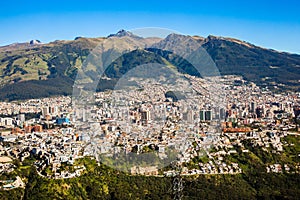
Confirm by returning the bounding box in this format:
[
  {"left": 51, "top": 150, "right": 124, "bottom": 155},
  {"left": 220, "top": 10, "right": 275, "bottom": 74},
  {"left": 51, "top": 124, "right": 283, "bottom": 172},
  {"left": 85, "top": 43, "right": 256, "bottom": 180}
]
[{"left": 0, "top": 31, "right": 299, "bottom": 101}]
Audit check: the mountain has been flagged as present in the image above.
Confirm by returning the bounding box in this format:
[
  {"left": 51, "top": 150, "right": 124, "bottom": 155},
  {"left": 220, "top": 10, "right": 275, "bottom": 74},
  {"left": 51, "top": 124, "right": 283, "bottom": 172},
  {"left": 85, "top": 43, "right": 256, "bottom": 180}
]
[
  {"left": 108, "top": 29, "right": 143, "bottom": 39},
  {"left": 0, "top": 30, "right": 299, "bottom": 101},
  {"left": 201, "top": 35, "right": 300, "bottom": 87}
]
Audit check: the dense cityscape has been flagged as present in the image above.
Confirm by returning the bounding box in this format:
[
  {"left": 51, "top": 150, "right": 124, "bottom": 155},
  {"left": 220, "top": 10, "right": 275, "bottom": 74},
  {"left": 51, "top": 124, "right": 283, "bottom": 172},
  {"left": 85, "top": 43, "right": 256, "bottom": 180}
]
[
  {"left": 0, "top": 75, "right": 299, "bottom": 190},
  {"left": 1, "top": 0, "right": 300, "bottom": 198}
]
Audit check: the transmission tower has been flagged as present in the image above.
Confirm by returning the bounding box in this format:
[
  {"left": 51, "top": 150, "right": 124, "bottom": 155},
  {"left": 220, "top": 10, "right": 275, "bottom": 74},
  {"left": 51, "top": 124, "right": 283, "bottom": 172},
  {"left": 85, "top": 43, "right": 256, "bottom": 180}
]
[{"left": 172, "top": 160, "right": 184, "bottom": 200}]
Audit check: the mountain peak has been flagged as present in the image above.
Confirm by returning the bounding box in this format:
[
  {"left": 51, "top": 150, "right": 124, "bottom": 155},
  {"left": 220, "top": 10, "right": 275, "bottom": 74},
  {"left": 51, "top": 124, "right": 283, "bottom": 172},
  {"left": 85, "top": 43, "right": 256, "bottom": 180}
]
[
  {"left": 107, "top": 29, "right": 142, "bottom": 39},
  {"left": 29, "top": 39, "right": 42, "bottom": 45},
  {"left": 165, "top": 33, "right": 188, "bottom": 40}
]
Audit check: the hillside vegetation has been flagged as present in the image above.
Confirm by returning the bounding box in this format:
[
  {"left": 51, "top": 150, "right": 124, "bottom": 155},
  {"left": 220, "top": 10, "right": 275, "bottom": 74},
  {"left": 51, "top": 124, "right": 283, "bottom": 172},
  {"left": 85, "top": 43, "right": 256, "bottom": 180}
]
[{"left": 0, "top": 32, "right": 300, "bottom": 101}]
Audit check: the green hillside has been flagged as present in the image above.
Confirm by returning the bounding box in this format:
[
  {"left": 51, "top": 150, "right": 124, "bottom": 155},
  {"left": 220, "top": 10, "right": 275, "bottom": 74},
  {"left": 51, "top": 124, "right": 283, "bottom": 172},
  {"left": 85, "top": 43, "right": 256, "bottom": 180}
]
[
  {"left": 0, "top": 33, "right": 300, "bottom": 101},
  {"left": 0, "top": 156, "right": 300, "bottom": 200}
]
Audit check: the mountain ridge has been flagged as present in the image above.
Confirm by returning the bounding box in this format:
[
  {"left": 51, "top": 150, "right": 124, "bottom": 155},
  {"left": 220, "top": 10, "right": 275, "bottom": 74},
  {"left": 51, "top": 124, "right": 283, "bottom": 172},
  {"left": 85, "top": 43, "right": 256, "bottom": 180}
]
[
  {"left": 2, "top": 30, "right": 297, "bottom": 55},
  {"left": 0, "top": 30, "right": 299, "bottom": 101}
]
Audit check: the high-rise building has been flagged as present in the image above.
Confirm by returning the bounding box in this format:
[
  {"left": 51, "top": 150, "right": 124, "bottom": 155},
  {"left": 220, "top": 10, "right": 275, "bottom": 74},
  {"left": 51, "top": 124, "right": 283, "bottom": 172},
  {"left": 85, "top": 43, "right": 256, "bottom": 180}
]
[
  {"left": 250, "top": 102, "right": 257, "bottom": 113},
  {"left": 187, "top": 110, "right": 194, "bottom": 123},
  {"left": 220, "top": 108, "right": 226, "bottom": 120},
  {"left": 2, "top": 117, "right": 13, "bottom": 126},
  {"left": 200, "top": 110, "right": 205, "bottom": 121},
  {"left": 49, "top": 106, "right": 58, "bottom": 115},
  {"left": 200, "top": 110, "right": 212, "bottom": 121},
  {"left": 141, "top": 110, "right": 151, "bottom": 122},
  {"left": 82, "top": 108, "right": 86, "bottom": 122},
  {"left": 205, "top": 110, "right": 212, "bottom": 121},
  {"left": 18, "top": 114, "right": 25, "bottom": 123},
  {"left": 42, "top": 106, "right": 58, "bottom": 117},
  {"left": 42, "top": 107, "right": 49, "bottom": 116}
]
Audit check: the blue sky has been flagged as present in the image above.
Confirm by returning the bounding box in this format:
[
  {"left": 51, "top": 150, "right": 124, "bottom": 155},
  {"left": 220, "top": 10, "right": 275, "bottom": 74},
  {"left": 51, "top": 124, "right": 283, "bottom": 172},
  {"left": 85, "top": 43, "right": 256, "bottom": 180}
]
[{"left": 1, "top": 0, "right": 300, "bottom": 53}]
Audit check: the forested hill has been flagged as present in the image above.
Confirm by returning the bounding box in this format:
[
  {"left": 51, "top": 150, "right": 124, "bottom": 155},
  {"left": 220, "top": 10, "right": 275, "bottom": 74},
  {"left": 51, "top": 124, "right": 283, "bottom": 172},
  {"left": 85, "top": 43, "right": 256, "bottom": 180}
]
[{"left": 0, "top": 30, "right": 300, "bottom": 101}]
